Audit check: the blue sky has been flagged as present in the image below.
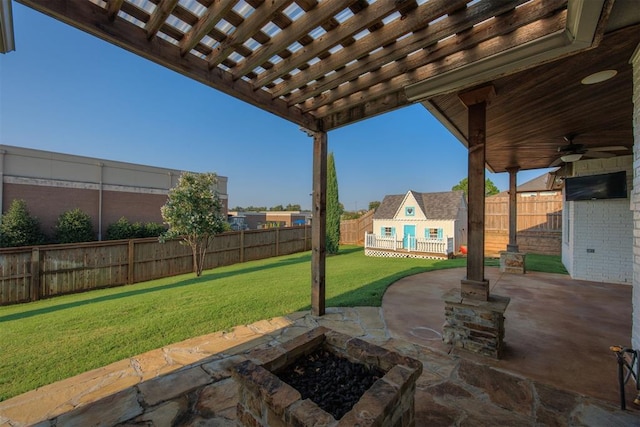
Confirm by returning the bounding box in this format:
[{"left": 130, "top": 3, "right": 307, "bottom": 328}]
[{"left": 0, "top": 4, "right": 547, "bottom": 211}]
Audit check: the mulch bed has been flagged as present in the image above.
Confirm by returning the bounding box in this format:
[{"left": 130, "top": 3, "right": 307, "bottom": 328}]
[{"left": 277, "top": 347, "right": 384, "bottom": 419}]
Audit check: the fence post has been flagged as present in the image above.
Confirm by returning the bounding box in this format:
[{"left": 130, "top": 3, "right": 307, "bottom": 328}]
[
  {"left": 276, "top": 228, "right": 280, "bottom": 256},
  {"left": 240, "top": 230, "right": 245, "bottom": 263},
  {"left": 128, "top": 240, "right": 135, "bottom": 284},
  {"left": 30, "top": 248, "right": 40, "bottom": 301}
]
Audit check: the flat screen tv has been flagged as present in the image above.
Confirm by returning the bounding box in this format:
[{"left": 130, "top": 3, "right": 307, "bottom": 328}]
[{"left": 564, "top": 171, "right": 627, "bottom": 201}]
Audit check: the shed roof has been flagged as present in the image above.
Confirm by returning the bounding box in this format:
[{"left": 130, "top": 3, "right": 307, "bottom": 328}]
[{"left": 374, "top": 190, "right": 465, "bottom": 220}]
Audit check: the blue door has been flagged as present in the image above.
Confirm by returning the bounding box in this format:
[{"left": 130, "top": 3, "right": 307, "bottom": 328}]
[{"left": 403, "top": 225, "right": 416, "bottom": 250}]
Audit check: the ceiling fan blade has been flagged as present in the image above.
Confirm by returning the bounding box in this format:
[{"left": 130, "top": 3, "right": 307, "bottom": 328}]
[
  {"left": 584, "top": 151, "right": 615, "bottom": 158},
  {"left": 587, "top": 146, "right": 628, "bottom": 152},
  {"left": 549, "top": 157, "right": 564, "bottom": 167}
]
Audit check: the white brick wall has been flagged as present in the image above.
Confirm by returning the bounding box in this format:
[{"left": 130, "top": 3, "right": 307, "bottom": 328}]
[
  {"left": 564, "top": 157, "right": 634, "bottom": 285},
  {"left": 631, "top": 43, "right": 640, "bottom": 350},
  {"left": 570, "top": 198, "right": 632, "bottom": 283}
]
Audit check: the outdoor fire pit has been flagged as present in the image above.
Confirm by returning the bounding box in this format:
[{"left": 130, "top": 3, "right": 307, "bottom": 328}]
[{"left": 233, "top": 326, "right": 423, "bottom": 426}]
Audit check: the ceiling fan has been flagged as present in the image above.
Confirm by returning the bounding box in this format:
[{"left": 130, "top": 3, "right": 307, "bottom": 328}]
[{"left": 549, "top": 134, "right": 628, "bottom": 167}]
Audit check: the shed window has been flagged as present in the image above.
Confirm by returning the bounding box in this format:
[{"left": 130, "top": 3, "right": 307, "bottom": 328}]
[
  {"left": 382, "top": 227, "right": 395, "bottom": 237},
  {"left": 427, "top": 228, "right": 443, "bottom": 240}
]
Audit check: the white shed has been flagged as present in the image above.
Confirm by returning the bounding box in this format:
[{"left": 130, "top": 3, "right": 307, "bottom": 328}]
[{"left": 365, "top": 190, "right": 467, "bottom": 259}]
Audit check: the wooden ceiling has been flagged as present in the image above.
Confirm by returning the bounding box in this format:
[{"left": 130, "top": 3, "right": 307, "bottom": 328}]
[{"left": 11, "top": 0, "right": 640, "bottom": 172}]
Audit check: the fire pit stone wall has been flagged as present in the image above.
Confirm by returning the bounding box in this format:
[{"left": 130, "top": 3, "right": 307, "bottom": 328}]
[{"left": 233, "top": 326, "right": 423, "bottom": 426}]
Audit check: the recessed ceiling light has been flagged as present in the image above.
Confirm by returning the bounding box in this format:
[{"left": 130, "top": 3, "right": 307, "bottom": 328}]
[{"left": 581, "top": 70, "right": 617, "bottom": 85}]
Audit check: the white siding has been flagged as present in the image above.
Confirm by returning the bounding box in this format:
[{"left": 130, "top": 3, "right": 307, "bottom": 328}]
[{"left": 631, "top": 43, "right": 640, "bottom": 350}]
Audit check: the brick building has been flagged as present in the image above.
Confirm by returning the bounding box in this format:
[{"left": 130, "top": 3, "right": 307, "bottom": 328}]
[{"left": 0, "top": 145, "right": 228, "bottom": 240}]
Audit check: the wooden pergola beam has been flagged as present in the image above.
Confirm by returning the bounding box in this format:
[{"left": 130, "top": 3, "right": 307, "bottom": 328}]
[
  {"left": 289, "top": 0, "right": 554, "bottom": 111},
  {"left": 145, "top": 0, "right": 180, "bottom": 40},
  {"left": 232, "top": 0, "right": 353, "bottom": 81},
  {"left": 106, "top": 0, "right": 124, "bottom": 22},
  {"left": 206, "top": 0, "right": 291, "bottom": 69},
  {"left": 273, "top": 0, "right": 470, "bottom": 101},
  {"left": 318, "top": 9, "right": 565, "bottom": 130},
  {"left": 17, "top": 0, "right": 320, "bottom": 132},
  {"left": 179, "top": 0, "right": 236, "bottom": 57},
  {"left": 250, "top": 0, "right": 405, "bottom": 88}
]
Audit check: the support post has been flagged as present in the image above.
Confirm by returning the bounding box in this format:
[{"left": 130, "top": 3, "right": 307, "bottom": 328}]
[
  {"left": 0, "top": 149, "right": 5, "bottom": 221},
  {"left": 500, "top": 166, "right": 526, "bottom": 273},
  {"left": 30, "top": 247, "right": 40, "bottom": 301},
  {"left": 240, "top": 229, "right": 245, "bottom": 263},
  {"left": 442, "top": 85, "right": 510, "bottom": 359},
  {"left": 307, "top": 127, "right": 327, "bottom": 316},
  {"left": 459, "top": 86, "right": 494, "bottom": 300},
  {"left": 507, "top": 167, "right": 519, "bottom": 252},
  {"left": 128, "top": 239, "right": 135, "bottom": 285}
]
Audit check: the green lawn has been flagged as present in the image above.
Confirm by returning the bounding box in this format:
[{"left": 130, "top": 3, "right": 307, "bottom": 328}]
[{"left": 0, "top": 247, "right": 564, "bottom": 401}]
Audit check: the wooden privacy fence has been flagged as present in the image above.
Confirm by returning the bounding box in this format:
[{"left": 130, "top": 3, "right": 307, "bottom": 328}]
[
  {"left": 340, "top": 209, "right": 374, "bottom": 245},
  {"left": 485, "top": 194, "right": 563, "bottom": 256},
  {"left": 0, "top": 226, "right": 311, "bottom": 306}
]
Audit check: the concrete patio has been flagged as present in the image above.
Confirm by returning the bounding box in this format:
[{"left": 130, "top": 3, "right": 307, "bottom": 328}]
[{"left": 0, "top": 267, "right": 638, "bottom": 426}]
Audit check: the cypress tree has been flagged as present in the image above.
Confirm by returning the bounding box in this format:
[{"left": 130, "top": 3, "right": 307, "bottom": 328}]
[{"left": 326, "top": 152, "right": 341, "bottom": 254}]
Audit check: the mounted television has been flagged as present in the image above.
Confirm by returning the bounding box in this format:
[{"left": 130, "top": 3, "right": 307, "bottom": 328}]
[{"left": 564, "top": 171, "right": 627, "bottom": 201}]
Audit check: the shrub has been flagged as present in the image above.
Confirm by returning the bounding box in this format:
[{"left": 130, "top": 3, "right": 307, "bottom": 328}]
[
  {"left": 142, "top": 222, "right": 166, "bottom": 238},
  {"left": 106, "top": 218, "right": 166, "bottom": 240},
  {"left": 105, "top": 217, "right": 133, "bottom": 240},
  {"left": 0, "top": 199, "right": 46, "bottom": 247},
  {"left": 55, "top": 208, "right": 95, "bottom": 243}
]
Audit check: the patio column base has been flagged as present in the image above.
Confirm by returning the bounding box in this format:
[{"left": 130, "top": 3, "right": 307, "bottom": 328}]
[
  {"left": 442, "top": 289, "right": 510, "bottom": 359},
  {"left": 499, "top": 251, "right": 527, "bottom": 274}
]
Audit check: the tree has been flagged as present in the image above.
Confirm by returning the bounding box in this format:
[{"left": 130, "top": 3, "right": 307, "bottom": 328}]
[
  {"left": 326, "top": 152, "right": 341, "bottom": 254},
  {"left": 485, "top": 179, "right": 500, "bottom": 196},
  {"left": 0, "top": 199, "right": 45, "bottom": 247},
  {"left": 161, "top": 172, "right": 227, "bottom": 277},
  {"left": 368, "top": 201, "right": 381, "bottom": 211},
  {"left": 452, "top": 177, "right": 500, "bottom": 197},
  {"left": 55, "top": 208, "right": 95, "bottom": 243}
]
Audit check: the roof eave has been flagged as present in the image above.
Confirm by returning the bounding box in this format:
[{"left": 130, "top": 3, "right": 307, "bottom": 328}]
[{"left": 0, "top": 0, "right": 15, "bottom": 54}]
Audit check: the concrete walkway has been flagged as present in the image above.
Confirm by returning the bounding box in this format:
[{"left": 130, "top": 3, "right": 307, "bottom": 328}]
[{"left": 1, "top": 268, "right": 639, "bottom": 426}]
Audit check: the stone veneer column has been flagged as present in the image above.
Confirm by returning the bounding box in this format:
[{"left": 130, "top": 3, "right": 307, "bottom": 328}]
[{"left": 631, "top": 43, "right": 640, "bottom": 350}]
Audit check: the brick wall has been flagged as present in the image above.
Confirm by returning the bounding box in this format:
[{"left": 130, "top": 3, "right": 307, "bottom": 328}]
[
  {"left": 485, "top": 230, "right": 561, "bottom": 257},
  {"left": 0, "top": 145, "right": 229, "bottom": 241},
  {"left": 102, "top": 190, "right": 168, "bottom": 226},
  {"left": 3, "top": 183, "right": 99, "bottom": 237},
  {"left": 631, "top": 44, "right": 640, "bottom": 349},
  {"left": 562, "top": 156, "right": 634, "bottom": 285},
  {"left": 570, "top": 198, "right": 632, "bottom": 284}
]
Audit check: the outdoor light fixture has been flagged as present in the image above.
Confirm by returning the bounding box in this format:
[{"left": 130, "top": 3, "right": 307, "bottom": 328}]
[{"left": 560, "top": 153, "right": 583, "bottom": 163}]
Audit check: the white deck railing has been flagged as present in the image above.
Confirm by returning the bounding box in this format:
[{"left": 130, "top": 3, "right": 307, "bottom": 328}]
[{"left": 365, "top": 233, "right": 454, "bottom": 255}]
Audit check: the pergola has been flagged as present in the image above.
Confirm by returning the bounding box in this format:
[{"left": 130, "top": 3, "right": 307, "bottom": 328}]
[{"left": 2, "top": 0, "right": 639, "bottom": 355}]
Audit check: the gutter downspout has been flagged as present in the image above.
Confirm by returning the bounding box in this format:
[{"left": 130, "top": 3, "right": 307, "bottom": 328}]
[
  {"left": 0, "top": 149, "right": 5, "bottom": 220},
  {"left": 98, "top": 162, "right": 104, "bottom": 240}
]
